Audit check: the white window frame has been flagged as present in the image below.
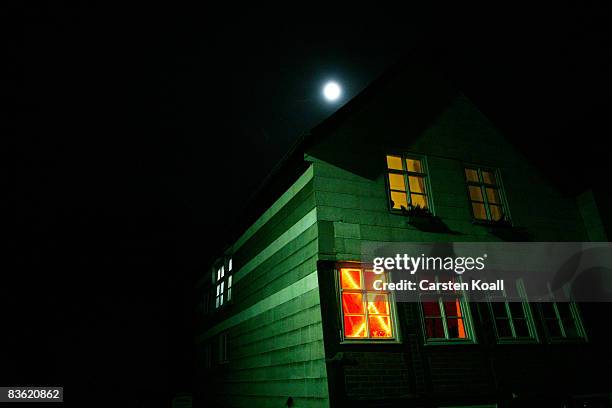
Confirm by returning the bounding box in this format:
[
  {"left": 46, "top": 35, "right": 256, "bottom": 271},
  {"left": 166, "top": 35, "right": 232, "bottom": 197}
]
[
  {"left": 214, "top": 257, "right": 233, "bottom": 309},
  {"left": 385, "top": 153, "right": 435, "bottom": 214}
]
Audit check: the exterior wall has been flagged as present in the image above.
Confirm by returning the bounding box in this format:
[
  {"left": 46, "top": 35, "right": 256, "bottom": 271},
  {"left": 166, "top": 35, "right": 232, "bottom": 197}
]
[
  {"left": 196, "top": 165, "right": 330, "bottom": 408},
  {"left": 309, "top": 95, "right": 610, "bottom": 406}
]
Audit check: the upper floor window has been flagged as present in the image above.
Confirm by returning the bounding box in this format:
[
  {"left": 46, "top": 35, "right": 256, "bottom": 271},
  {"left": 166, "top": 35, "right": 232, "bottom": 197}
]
[
  {"left": 488, "top": 279, "right": 537, "bottom": 342},
  {"left": 464, "top": 166, "right": 508, "bottom": 222},
  {"left": 214, "top": 258, "right": 233, "bottom": 309},
  {"left": 419, "top": 277, "right": 475, "bottom": 343},
  {"left": 338, "top": 266, "right": 397, "bottom": 341},
  {"left": 386, "top": 154, "right": 431, "bottom": 212}
]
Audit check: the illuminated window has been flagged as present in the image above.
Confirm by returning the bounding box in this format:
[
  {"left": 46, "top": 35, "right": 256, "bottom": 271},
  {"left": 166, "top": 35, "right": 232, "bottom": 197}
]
[
  {"left": 338, "top": 267, "right": 397, "bottom": 340},
  {"left": 539, "top": 286, "right": 586, "bottom": 340},
  {"left": 464, "top": 166, "right": 508, "bottom": 222},
  {"left": 488, "top": 280, "right": 537, "bottom": 341},
  {"left": 214, "top": 258, "right": 233, "bottom": 309},
  {"left": 385, "top": 154, "right": 431, "bottom": 212},
  {"left": 420, "top": 278, "right": 474, "bottom": 343}
]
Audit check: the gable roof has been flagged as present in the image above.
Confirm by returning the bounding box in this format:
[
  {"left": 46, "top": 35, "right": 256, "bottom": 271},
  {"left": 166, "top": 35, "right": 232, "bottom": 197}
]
[{"left": 227, "top": 46, "right": 589, "bottom": 248}]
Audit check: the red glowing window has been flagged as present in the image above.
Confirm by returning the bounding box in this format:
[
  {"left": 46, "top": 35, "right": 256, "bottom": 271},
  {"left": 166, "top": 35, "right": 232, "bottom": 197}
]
[
  {"left": 421, "top": 297, "right": 470, "bottom": 340},
  {"left": 339, "top": 267, "right": 395, "bottom": 340}
]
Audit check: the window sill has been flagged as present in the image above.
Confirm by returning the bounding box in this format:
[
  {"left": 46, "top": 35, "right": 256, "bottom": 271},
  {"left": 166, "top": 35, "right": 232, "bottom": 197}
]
[
  {"left": 471, "top": 218, "right": 513, "bottom": 227},
  {"left": 472, "top": 220, "right": 532, "bottom": 241},
  {"left": 340, "top": 339, "right": 402, "bottom": 345},
  {"left": 547, "top": 337, "right": 588, "bottom": 344},
  {"left": 423, "top": 339, "right": 477, "bottom": 346},
  {"left": 388, "top": 211, "right": 453, "bottom": 234},
  {"left": 496, "top": 338, "right": 539, "bottom": 345}
]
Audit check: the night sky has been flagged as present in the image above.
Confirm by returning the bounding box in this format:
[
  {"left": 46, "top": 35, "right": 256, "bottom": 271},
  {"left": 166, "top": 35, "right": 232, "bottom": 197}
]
[{"left": 4, "top": 4, "right": 611, "bottom": 406}]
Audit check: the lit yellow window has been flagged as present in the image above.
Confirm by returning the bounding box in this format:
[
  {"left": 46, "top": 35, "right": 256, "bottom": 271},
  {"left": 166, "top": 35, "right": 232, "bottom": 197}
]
[
  {"left": 340, "top": 267, "right": 396, "bottom": 340},
  {"left": 385, "top": 154, "right": 430, "bottom": 212},
  {"left": 464, "top": 166, "right": 509, "bottom": 222}
]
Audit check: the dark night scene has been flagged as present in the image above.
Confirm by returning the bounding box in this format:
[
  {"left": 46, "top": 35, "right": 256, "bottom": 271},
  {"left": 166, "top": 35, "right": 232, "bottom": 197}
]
[{"left": 4, "top": 3, "right": 612, "bottom": 408}]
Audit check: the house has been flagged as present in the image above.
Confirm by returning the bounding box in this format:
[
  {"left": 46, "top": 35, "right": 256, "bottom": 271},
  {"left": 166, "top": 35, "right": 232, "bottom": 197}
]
[{"left": 195, "top": 53, "right": 611, "bottom": 408}]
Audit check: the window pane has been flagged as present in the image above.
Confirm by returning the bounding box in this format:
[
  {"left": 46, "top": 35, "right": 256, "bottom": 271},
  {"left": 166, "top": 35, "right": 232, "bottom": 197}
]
[
  {"left": 344, "top": 315, "right": 367, "bottom": 338},
  {"left": 545, "top": 318, "right": 562, "bottom": 337},
  {"left": 513, "top": 318, "right": 530, "bottom": 337},
  {"left": 340, "top": 268, "right": 362, "bottom": 289},
  {"left": 388, "top": 173, "right": 406, "bottom": 191},
  {"left": 469, "top": 186, "right": 484, "bottom": 201},
  {"left": 557, "top": 303, "right": 579, "bottom": 337},
  {"left": 443, "top": 299, "right": 462, "bottom": 317},
  {"left": 406, "top": 158, "right": 423, "bottom": 173},
  {"left": 386, "top": 155, "right": 403, "bottom": 170},
  {"left": 465, "top": 168, "right": 479, "bottom": 182},
  {"left": 391, "top": 191, "right": 408, "bottom": 210},
  {"left": 472, "top": 202, "right": 487, "bottom": 220},
  {"left": 447, "top": 318, "right": 467, "bottom": 338},
  {"left": 228, "top": 275, "right": 232, "bottom": 288},
  {"left": 482, "top": 170, "right": 496, "bottom": 184},
  {"left": 425, "top": 318, "right": 445, "bottom": 338},
  {"left": 408, "top": 176, "right": 426, "bottom": 193},
  {"left": 422, "top": 301, "right": 441, "bottom": 317},
  {"left": 342, "top": 293, "right": 364, "bottom": 314},
  {"left": 410, "top": 194, "right": 428, "bottom": 209},
  {"left": 490, "top": 204, "right": 503, "bottom": 221},
  {"left": 556, "top": 302, "right": 573, "bottom": 321},
  {"left": 369, "top": 316, "right": 393, "bottom": 338},
  {"left": 541, "top": 303, "right": 557, "bottom": 319},
  {"left": 496, "top": 318, "right": 513, "bottom": 337},
  {"left": 505, "top": 281, "right": 520, "bottom": 300},
  {"left": 365, "top": 270, "right": 386, "bottom": 291},
  {"left": 486, "top": 187, "right": 500, "bottom": 204},
  {"left": 508, "top": 302, "right": 525, "bottom": 319},
  {"left": 367, "top": 293, "right": 390, "bottom": 315},
  {"left": 491, "top": 302, "right": 508, "bottom": 318}
]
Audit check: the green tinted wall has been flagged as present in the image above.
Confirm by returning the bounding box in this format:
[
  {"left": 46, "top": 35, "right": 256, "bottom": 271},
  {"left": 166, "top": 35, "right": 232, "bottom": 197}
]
[{"left": 196, "top": 166, "right": 330, "bottom": 408}]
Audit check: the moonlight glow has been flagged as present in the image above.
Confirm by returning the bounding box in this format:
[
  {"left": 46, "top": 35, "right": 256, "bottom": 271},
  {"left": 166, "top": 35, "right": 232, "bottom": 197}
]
[{"left": 323, "top": 81, "right": 341, "bottom": 102}]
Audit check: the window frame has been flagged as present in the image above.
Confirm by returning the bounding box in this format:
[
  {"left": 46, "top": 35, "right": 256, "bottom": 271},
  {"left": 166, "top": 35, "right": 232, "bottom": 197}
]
[
  {"left": 487, "top": 279, "right": 539, "bottom": 343},
  {"left": 214, "top": 257, "right": 234, "bottom": 309},
  {"left": 385, "top": 153, "right": 435, "bottom": 215},
  {"left": 463, "top": 165, "right": 511, "bottom": 224},
  {"left": 336, "top": 265, "right": 401, "bottom": 344},
  {"left": 418, "top": 277, "right": 477, "bottom": 345},
  {"left": 218, "top": 332, "right": 229, "bottom": 364},
  {"left": 538, "top": 284, "right": 587, "bottom": 343}
]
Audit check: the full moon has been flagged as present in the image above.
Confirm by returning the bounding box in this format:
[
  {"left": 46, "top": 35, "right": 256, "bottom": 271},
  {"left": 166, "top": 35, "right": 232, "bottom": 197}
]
[{"left": 323, "top": 81, "right": 341, "bottom": 101}]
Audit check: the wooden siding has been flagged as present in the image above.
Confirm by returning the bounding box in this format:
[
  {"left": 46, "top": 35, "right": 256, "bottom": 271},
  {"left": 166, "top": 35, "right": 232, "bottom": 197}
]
[{"left": 196, "top": 165, "right": 330, "bottom": 408}]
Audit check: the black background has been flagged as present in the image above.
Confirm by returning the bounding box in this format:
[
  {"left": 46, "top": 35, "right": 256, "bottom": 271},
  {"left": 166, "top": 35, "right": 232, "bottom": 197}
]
[{"left": 3, "top": 3, "right": 611, "bottom": 406}]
